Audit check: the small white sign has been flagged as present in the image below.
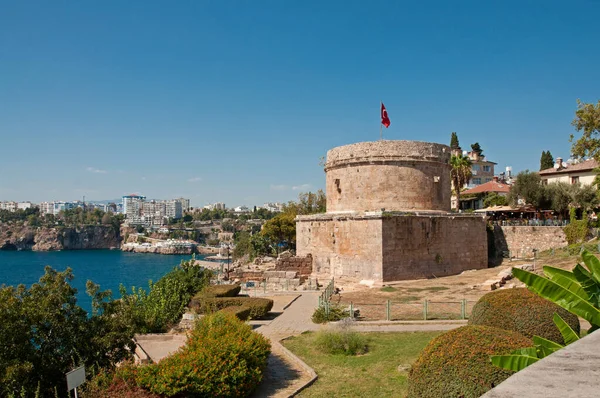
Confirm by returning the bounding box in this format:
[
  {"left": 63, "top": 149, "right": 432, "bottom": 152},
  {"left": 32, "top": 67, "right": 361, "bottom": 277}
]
[{"left": 66, "top": 366, "right": 85, "bottom": 391}]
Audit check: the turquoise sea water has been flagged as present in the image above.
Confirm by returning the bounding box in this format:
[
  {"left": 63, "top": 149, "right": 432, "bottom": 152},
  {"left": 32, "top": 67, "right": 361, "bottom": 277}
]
[{"left": 0, "top": 250, "right": 204, "bottom": 312}]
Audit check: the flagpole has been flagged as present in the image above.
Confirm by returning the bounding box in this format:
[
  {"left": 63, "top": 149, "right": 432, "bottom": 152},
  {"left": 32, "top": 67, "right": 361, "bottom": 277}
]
[{"left": 380, "top": 101, "right": 383, "bottom": 141}]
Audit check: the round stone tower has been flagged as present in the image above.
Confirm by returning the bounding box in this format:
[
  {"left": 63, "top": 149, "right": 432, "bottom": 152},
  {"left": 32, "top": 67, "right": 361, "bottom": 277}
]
[{"left": 324, "top": 140, "right": 452, "bottom": 213}]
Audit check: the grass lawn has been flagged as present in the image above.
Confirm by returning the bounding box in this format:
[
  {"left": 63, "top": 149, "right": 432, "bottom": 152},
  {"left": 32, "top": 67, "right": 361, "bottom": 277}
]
[{"left": 282, "top": 331, "right": 441, "bottom": 398}]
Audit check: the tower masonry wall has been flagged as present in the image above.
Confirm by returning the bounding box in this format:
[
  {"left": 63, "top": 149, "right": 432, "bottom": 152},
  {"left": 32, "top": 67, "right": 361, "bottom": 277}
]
[
  {"left": 296, "top": 212, "right": 487, "bottom": 282},
  {"left": 381, "top": 214, "right": 488, "bottom": 281},
  {"left": 325, "top": 141, "right": 451, "bottom": 213},
  {"left": 295, "top": 213, "right": 384, "bottom": 279}
]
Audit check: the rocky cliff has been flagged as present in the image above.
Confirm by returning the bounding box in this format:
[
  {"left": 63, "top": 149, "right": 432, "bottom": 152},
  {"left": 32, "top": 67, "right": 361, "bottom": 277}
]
[{"left": 0, "top": 224, "right": 121, "bottom": 251}]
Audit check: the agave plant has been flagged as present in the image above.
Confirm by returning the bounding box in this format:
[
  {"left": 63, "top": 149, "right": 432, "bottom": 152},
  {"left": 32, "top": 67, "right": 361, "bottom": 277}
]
[{"left": 491, "top": 250, "right": 600, "bottom": 372}]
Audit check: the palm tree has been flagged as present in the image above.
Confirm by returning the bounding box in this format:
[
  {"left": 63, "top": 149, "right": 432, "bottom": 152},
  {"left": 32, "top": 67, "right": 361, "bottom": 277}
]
[{"left": 450, "top": 154, "right": 473, "bottom": 211}]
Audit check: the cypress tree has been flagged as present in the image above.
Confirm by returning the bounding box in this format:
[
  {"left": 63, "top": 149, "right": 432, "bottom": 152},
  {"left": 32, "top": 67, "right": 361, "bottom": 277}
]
[{"left": 450, "top": 132, "right": 460, "bottom": 149}]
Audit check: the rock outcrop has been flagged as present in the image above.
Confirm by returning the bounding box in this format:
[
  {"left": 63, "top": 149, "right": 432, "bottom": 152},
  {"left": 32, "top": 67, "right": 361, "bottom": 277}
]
[{"left": 0, "top": 224, "right": 121, "bottom": 251}]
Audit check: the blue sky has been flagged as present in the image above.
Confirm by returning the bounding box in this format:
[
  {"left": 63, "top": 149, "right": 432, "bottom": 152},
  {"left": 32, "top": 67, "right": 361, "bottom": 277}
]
[{"left": 1, "top": 1, "right": 599, "bottom": 207}]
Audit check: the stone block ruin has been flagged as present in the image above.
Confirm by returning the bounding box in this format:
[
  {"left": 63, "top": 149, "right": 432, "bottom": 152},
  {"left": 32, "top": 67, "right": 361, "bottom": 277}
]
[{"left": 296, "top": 140, "right": 488, "bottom": 282}]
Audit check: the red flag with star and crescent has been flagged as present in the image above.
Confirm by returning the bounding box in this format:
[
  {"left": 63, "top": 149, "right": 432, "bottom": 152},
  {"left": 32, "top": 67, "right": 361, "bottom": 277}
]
[{"left": 381, "top": 102, "right": 391, "bottom": 128}]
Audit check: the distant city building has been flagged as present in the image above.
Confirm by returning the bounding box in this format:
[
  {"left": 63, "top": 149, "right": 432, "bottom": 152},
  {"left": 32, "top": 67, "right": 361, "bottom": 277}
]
[
  {"left": 262, "top": 202, "right": 284, "bottom": 212},
  {"left": 204, "top": 202, "right": 226, "bottom": 211},
  {"left": 165, "top": 200, "right": 183, "bottom": 220},
  {"left": 234, "top": 205, "right": 250, "bottom": 213},
  {"left": 0, "top": 201, "right": 17, "bottom": 212},
  {"left": 176, "top": 197, "right": 190, "bottom": 212},
  {"left": 39, "top": 202, "right": 54, "bottom": 215},
  {"left": 122, "top": 194, "right": 146, "bottom": 225},
  {"left": 17, "top": 202, "right": 33, "bottom": 210}
]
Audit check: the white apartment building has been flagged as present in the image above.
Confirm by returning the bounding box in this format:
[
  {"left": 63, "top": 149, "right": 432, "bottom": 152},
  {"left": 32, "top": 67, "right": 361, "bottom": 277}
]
[
  {"left": 262, "top": 202, "right": 284, "bottom": 212},
  {"left": 0, "top": 201, "right": 18, "bottom": 212},
  {"left": 165, "top": 200, "right": 183, "bottom": 220},
  {"left": 39, "top": 202, "right": 54, "bottom": 215},
  {"left": 176, "top": 197, "right": 190, "bottom": 212},
  {"left": 122, "top": 194, "right": 146, "bottom": 225}
]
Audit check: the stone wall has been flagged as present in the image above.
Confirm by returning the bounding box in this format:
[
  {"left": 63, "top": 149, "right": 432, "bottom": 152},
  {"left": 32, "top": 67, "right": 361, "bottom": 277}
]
[
  {"left": 296, "top": 213, "right": 384, "bottom": 279},
  {"left": 493, "top": 225, "right": 567, "bottom": 258},
  {"left": 275, "top": 254, "right": 313, "bottom": 276},
  {"left": 381, "top": 214, "right": 488, "bottom": 280},
  {"left": 296, "top": 212, "right": 487, "bottom": 282},
  {"left": 324, "top": 141, "right": 452, "bottom": 213}
]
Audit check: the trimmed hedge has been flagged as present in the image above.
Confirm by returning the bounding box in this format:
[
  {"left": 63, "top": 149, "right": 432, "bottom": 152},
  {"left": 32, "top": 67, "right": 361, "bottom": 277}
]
[
  {"left": 219, "top": 305, "right": 252, "bottom": 321},
  {"left": 189, "top": 284, "right": 242, "bottom": 308},
  {"left": 198, "top": 284, "right": 242, "bottom": 298},
  {"left": 468, "top": 288, "right": 580, "bottom": 344},
  {"left": 407, "top": 325, "right": 532, "bottom": 398},
  {"left": 193, "top": 297, "right": 273, "bottom": 320},
  {"left": 117, "top": 313, "right": 271, "bottom": 397}
]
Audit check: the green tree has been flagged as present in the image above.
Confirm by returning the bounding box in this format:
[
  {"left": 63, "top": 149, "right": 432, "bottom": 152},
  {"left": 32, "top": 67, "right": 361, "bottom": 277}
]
[
  {"left": 508, "top": 170, "right": 549, "bottom": 209},
  {"left": 0, "top": 267, "right": 135, "bottom": 396},
  {"left": 540, "top": 150, "right": 555, "bottom": 170},
  {"left": 546, "top": 182, "right": 572, "bottom": 216},
  {"left": 282, "top": 190, "right": 326, "bottom": 216},
  {"left": 450, "top": 131, "right": 460, "bottom": 149},
  {"left": 483, "top": 192, "right": 508, "bottom": 208},
  {"left": 261, "top": 213, "right": 296, "bottom": 253},
  {"left": 450, "top": 154, "right": 473, "bottom": 211},
  {"left": 471, "top": 142, "right": 483, "bottom": 157},
  {"left": 570, "top": 99, "right": 600, "bottom": 161}
]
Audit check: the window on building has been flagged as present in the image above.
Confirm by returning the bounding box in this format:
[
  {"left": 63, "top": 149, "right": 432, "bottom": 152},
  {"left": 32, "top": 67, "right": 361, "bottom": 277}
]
[
  {"left": 483, "top": 165, "right": 491, "bottom": 172},
  {"left": 472, "top": 165, "right": 480, "bottom": 171},
  {"left": 571, "top": 176, "right": 579, "bottom": 185},
  {"left": 472, "top": 178, "right": 482, "bottom": 185},
  {"left": 485, "top": 178, "right": 492, "bottom": 183}
]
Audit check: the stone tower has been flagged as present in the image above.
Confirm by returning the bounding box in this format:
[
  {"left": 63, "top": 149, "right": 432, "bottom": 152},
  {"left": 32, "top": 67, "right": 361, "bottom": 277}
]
[{"left": 296, "top": 140, "right": 487, "bottom": 282}]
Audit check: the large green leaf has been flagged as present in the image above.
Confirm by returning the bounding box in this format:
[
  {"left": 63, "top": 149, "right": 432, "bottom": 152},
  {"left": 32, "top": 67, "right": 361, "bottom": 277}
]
[
  {"left": 572, "top": 265, "right": 600, "bottom": 307},
  {"left": 543, "top": 267, "right": 589, "bottom": 301},
  {"left": 532, "top": 335, "right": 563, "bottom": 357},
  {"left": 581, "top": 250, "right": 600, "bottom": 283},
  {"left": 491, "top": 354, "right": 539, "bottom": 372},
  {"left": 512, "top": 267, "right": 600, "bottom": 326},
  {"left": 553, "top": 313, "right": 580, "bottom": 345}
]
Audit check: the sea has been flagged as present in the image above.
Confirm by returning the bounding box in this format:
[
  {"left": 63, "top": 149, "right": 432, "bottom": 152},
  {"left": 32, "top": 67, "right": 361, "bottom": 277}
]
[{"left": 0, "top": 250, "right": 206, "bottom": 313}]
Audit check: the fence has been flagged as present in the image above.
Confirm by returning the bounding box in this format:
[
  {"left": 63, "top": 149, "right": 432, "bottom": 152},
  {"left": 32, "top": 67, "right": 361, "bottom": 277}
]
[
  {"left": 492, "top": 219, "right": 569, "bottom": 227},
  {"left": 342, "top": 299, "right": 477, "bottom": 321}
]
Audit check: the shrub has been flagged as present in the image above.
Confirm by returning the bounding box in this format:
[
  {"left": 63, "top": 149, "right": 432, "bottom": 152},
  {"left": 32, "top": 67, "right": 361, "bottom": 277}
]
[
  {"left": 202, "top": 284, "right": 242, "bottom": 297},
  {"left": 469, "top": 288, "right": 580, "bottom": 344},
  {"left": 315, "top": 320, "right": 369, "bottom": 355},
  {"left": 407, "top": 325, "right": 532, "bottom": 398},
  {"left": 123, "top": 313, "right": 271, "bottom": 397},
  {"left": 189, "top": 284, "right": 241, "bottom": 307},
  {"left": 311, "top": 304, "right": 350, "bottom": 324},
  {"left": 193, "top": 297, "right": 273, "bottom": 319},
  {"left": 118, "top": 259, "right": 212, "bottom": 333},
  {"left": 219, "top": 305, "right": 251, "bottom": 321}
]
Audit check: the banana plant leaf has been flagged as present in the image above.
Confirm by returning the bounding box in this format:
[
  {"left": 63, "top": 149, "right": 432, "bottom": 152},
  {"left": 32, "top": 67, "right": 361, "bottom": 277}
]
[
  {"left": 491, "top": 353, "right": 539, "bottom": 372},
  {"left": 553, "top": 313, "right": 580, "bottom": 345},
  {"left": 543, "top": 267, "right": 589, "bottom": 301},
  {"left": 581, "top": 250, "right": 600, "bottom": 283},
  {"left": 532, "top": 335, "right": 563, "bottom": 357},
  {"left": 512, "top": 267, "right": 600, "bottom": 326},
  {"left": 572, "top": 265, "right": 600, "bottom": 307}
]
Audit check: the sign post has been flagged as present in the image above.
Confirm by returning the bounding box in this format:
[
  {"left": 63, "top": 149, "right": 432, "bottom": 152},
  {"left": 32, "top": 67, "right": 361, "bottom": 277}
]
[{"left": 66, "top": 366, "right": 85, "bottom": 398}]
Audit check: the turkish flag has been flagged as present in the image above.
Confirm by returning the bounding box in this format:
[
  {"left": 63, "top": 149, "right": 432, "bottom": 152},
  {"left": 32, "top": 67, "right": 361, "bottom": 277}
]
[{"left": 381, "top": 102, "right": 391, "bottom": 128}]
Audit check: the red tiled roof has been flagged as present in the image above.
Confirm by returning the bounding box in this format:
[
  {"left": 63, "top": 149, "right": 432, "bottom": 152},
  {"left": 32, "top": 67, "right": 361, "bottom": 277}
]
[
  {"left": 539, "top": 159, "right": 598, "bottom": 175},
  {"left": 463, "top": 180, "right": 511, "bottom": 195}
]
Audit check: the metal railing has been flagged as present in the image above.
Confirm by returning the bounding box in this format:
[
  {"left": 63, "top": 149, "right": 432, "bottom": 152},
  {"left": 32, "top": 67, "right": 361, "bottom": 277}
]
[
  {"left": 344, "top": 299, "right": 475, "bottom": 321},
  {"left": 493, "top": 219, "right": 569, "bottom": 227}
]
